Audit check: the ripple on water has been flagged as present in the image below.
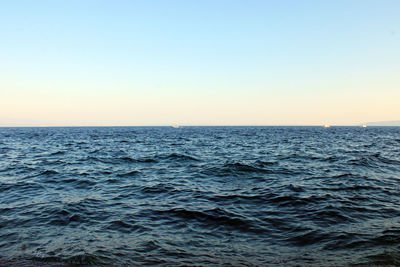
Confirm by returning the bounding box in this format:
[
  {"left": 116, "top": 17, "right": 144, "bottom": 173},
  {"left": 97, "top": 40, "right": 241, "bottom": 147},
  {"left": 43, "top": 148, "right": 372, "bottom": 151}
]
[{"left": 0, "top": 126, "right": 399, "bottom": 266}]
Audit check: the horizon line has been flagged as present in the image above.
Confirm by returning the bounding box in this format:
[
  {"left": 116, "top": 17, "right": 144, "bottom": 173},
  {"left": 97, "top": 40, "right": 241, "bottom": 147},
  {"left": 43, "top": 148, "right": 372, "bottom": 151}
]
[{"left": 0, "top": 124, "right": 392, "bottom": 128}]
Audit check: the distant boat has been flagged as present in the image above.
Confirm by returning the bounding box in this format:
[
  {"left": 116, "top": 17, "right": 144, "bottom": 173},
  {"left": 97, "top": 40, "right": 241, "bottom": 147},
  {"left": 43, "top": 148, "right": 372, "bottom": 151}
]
[
  {"left": 324, "top": 124, "right": 330, "bottom": 128},
  {"left": 171, "top": 125, "right": 180, "bottom": 128},
  {"left": 362, "top": 124, "right": 367, "bottom": 128}
]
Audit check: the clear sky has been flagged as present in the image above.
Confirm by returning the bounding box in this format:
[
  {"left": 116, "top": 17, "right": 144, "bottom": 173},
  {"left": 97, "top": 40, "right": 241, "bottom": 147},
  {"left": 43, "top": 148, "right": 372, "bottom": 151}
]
[{"left": 1, "top": 0, "right": 399, "bottom": 126}]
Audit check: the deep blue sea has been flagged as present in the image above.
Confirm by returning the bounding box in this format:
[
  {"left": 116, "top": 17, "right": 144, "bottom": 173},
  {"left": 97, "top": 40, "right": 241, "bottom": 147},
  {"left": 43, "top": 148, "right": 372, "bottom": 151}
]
[{"left": 1, "top": 126, "right": 400, "bottom": 266}]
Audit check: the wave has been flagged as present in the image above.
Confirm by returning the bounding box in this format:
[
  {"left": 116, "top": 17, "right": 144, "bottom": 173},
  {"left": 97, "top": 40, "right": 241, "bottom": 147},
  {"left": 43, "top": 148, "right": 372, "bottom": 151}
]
[
  {"left": 201, "top": 162, "right": 280, "bottom": 177},
  {"left": 348, "top": 152, "right": 400, "bottom": 168},
  {"left": 140, "top": 183, "right": 176, "bottom": 194},
  {"left": 37, "top": 169, "right": 59, "bottom": 176},
  {"left": 158, "top": 153, "right": 200, "bottom": 162},
  {"left": 49, "top": 151, "right": 66, "bottom": 156},
  {"left": 152, "top": 207, "right": 263, "bottom": 233},
  {"left": 115, "top": 153, "right": 199, "bottom": 164},
  {"left": 116, "top": 170, "right": 140, "bottom": 177},
  {"left": 106, "top": 220, "right": 149, "bottom": 234},
  {"left": 28, "top": 253, "right": 112, "bottom": 265}
]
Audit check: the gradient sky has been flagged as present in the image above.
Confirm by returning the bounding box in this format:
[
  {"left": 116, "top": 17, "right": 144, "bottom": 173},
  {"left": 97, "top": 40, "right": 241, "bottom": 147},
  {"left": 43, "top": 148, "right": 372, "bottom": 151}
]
[{"left": 1, "top": 0, "right": 399, "bottom": 126}]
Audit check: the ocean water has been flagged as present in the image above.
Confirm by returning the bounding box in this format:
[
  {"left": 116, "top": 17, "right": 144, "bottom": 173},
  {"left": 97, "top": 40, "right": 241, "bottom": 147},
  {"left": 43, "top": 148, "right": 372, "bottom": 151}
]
[{"left": 0, "top": 126, "right": 400, "bottom": 266}]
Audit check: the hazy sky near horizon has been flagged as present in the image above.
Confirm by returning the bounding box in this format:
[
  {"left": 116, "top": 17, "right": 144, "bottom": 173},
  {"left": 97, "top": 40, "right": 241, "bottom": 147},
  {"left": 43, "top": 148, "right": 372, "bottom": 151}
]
[{"left": 1, "top": 0, "right": 399, "bottom": 126}]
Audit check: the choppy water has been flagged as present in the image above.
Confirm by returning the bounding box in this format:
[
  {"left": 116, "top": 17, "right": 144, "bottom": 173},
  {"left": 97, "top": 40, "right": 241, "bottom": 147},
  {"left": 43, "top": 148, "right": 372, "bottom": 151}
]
[{"left": 1, "top": 126, "right": 400, "bottom": 266}]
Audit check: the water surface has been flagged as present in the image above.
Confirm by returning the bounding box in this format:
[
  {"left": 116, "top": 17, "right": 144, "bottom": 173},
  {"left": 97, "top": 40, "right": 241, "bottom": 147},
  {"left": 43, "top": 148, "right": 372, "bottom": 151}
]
[{"left": 1, "top": 126, "right": 399, "bottom": 266}]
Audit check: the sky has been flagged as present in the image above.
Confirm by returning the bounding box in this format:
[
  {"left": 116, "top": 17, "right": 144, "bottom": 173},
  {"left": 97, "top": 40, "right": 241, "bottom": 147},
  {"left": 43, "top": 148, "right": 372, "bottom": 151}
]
[{"left": 0, "top": 0, "right": 399, "bottom": 126}]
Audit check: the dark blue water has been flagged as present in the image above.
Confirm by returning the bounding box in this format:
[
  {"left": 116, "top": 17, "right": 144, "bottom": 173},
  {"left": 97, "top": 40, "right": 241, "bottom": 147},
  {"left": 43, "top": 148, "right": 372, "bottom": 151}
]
[{"left": 1, "top": 126, "right": 400, "bottom": 266}]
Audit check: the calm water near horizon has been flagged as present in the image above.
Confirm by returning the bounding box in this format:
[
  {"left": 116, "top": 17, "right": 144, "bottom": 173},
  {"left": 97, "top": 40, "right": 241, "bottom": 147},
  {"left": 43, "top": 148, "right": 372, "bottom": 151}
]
[{"left": 0, "top": 126, "right": 399, "bottom": 266}]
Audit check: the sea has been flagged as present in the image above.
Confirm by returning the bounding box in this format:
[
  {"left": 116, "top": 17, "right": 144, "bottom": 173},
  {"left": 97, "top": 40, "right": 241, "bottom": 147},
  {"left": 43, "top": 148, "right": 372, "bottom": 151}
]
[{"left": 0, "top": 126, "right": 399, "bottom": 266}]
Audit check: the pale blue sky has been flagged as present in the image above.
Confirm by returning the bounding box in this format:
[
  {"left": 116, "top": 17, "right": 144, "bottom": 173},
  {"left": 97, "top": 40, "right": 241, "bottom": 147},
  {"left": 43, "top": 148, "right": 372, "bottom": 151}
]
[{"left": 1, "top": 0, "right": 399, "bottom": 126}]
